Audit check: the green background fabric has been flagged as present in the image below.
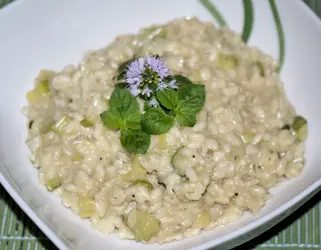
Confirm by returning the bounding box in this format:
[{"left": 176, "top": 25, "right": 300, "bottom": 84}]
[{"left": 0, "top": 0, "right": 321, "bottom": 249}]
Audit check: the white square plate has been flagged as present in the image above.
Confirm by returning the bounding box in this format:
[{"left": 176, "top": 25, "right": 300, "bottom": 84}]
[{"left": 1, "top": 0, "right": 321, "bottom": 249}]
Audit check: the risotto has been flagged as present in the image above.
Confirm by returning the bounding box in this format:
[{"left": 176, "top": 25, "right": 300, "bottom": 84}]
[{"left": 24, "top": 18, "right": 307, "bottom": 243}]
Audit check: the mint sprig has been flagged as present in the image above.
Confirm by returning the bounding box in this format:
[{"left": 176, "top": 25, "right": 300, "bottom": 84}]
[{"left": 100, "top": 56, "right": 206, "bottom": 154}]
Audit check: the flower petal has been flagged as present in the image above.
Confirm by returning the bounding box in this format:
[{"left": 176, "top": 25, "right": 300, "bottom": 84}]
[
  {"left": 168, "top": 79, "right": 178, "bottom": 89},
  {"left": 129, "top": 85, "right": 141, "bottom": 96},
  {"left": 156, "top": 82, "right": 168, "bottom": 92},
  {"left": 142, "top": 87, "right": 153, "bottom": 97},
  {"left": 149, "top": 98, "right": 159, "bottom": 107}
]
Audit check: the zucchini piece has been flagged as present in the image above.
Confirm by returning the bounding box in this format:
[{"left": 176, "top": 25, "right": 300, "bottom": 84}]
[
  {"left": 127, "top": 209, "right": 161, "bottom": 241},
  {"left": 292, "top": 116, "right": 307, "bottom": 141}
]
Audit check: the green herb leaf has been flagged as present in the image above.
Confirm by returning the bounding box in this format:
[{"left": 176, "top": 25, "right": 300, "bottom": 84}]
[
  {"left": 141, "top": 108, "right": 174, "bottom": 135},
  {"left": 176, "top": 105, "right": 197, "bottom": 127},
  {"left": 174, "top": 75, "right": 193, "bottom": 86},
  {"left": 115, "top": 82, "right": 128, "bottom": 89},
  {"left": 100, "top": 109, "right": 123, "bottom": 130},
  {"left": 177, "top": 84, "right": 205, "bottom": 112},
  {"left": 126, "top": 113, "right": 142, "bottom": 130},
  {"left": 156, "top": 88, "right": 178, "bottom": 110},
  {"left": 144, "top": 101, "right": 151, "bottom": 111},
  {"left": 109, "top": 88, "right": 140, "bottom": 115},
  {"left": 120, "top": 129, "right": 151, "bottom": 154}
]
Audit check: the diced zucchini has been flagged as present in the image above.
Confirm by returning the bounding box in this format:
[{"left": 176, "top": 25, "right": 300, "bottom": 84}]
[
  {"left": 78, "top": 195, "right": 96, "bottom": 218},
  {"left": 127, "top": 209, "right": 161, "bottom": 241},
  {"left": 193, "top": 211, "right": 211, "bottom": 228},
  {"left": 46, "top": 176, "right": 61, "bottom": 191},
  {"left": 121, "top": 156, "right": 147, "bottom": 182},
  {"left": 51, "top": 116, "right": 69, "bottom": 134},
  {"left": 157, "top": 134, "right": 167, "bottom": 150},
  {"left": 218, "top": 53, "right": 238, "bottom": 70},
  {"left": 292, "top": 116, "right": 307, "bottom": 141},
  {"left": 241, "top": 131, "right": 256, "bottom": 143},
  {"left": 80, "top": 118, "right": 94, "bottom": 128},
  {"left": 37, "top": 70, "right": 56, "bottom": 81},
  {"left": 139, "top": 26, "right": 167, "bottom": 40},
  {"left": 40, "top": 119, "right": 55, "bottom": 134},
  {"left": 132, "top": 180, "right": 153, "bottom": 190},
  {"left": 26, "top": 80, "right": 50, "bottom": 104},
  {"left": 72, "top": 154, "right": 83, "bottom": 162}
]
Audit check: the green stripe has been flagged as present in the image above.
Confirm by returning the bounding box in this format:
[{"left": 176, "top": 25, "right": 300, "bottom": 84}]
[
  {"left": 199, "top": 0, "right": 227, "bottom": 27},
  {"left": 241, "top": 0, "right": 254, "bottom": 42},
  {"left": 308, "top": 209, "right": 313, "bottom": 245},
  {"left": 300, "top": 215, "right": 306, "bottom": 245},
  {"left": 269, "top": 0, "right": 285, "bottom": 72},
  {"left": 316, "top": 204, "right": 320, "bottom": 245}
]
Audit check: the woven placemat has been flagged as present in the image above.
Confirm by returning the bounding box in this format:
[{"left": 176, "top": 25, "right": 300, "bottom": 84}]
[{"left": 1, "top": 0, "right": 321, "bottom": 249}]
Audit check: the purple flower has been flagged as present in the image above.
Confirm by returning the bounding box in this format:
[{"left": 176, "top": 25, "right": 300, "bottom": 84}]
[
  {"left": 129, "top": 85, "right": 141, "bottom": 97},
  {"left": 124, "top": 56, "right": 173, "bottom": 97},
  {"left": 149, "top": 98, "right": 159, "bottom": 107},
  {"left": 141, "top": 87, "right": 153, "bottom": 97},
  {"left": 126, "top": 58, "right": 145, "bottom": 85},
  {"left": 156, "top": 82, "right": 168, "bottom": 92},
  {"left": 146, "top": 56, "right": 169, "bottom": 79}
]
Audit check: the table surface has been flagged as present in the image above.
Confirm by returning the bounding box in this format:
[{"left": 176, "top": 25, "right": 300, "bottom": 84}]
[{"left": 1, "top": 0, "right": 321, "bottom": 249}]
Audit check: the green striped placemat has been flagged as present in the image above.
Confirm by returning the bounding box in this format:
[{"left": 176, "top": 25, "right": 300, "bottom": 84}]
[{"left": 1, "top": 1, "right": 321, "bottom": 249}]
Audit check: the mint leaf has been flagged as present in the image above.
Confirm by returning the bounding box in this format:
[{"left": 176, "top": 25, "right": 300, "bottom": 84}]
[
  {"left": 120, "top": 129, "right": 151, "bottom": 154},
  {"left": 115, "top": 82, "right": 128, "bottom": 89},
  {"left": 144, "top": 101, "right": 151, "bottom": 111},
  {"left": 126, "top": 113, "right": 142, "bottom": 130},
  {"left": 156, "top": 88, "right": 178, "bottom": 110},
  {"left": 174, "top": 75, "right": 193, "bottom": 86},
  {"left": 176, "top": 105, "right": 196, "bottom": 127},
  {"left": 178, "top": 84, "right": 205, "bottom": 112},
  {"left": 141, "top": 108, "right": 174, "bottom": 135},
  {"left": 109, "top": 88, "right": 139, "bottom": 115},
  {"left": 100, "top": 108, "right": 124, "bottom": 130}
]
